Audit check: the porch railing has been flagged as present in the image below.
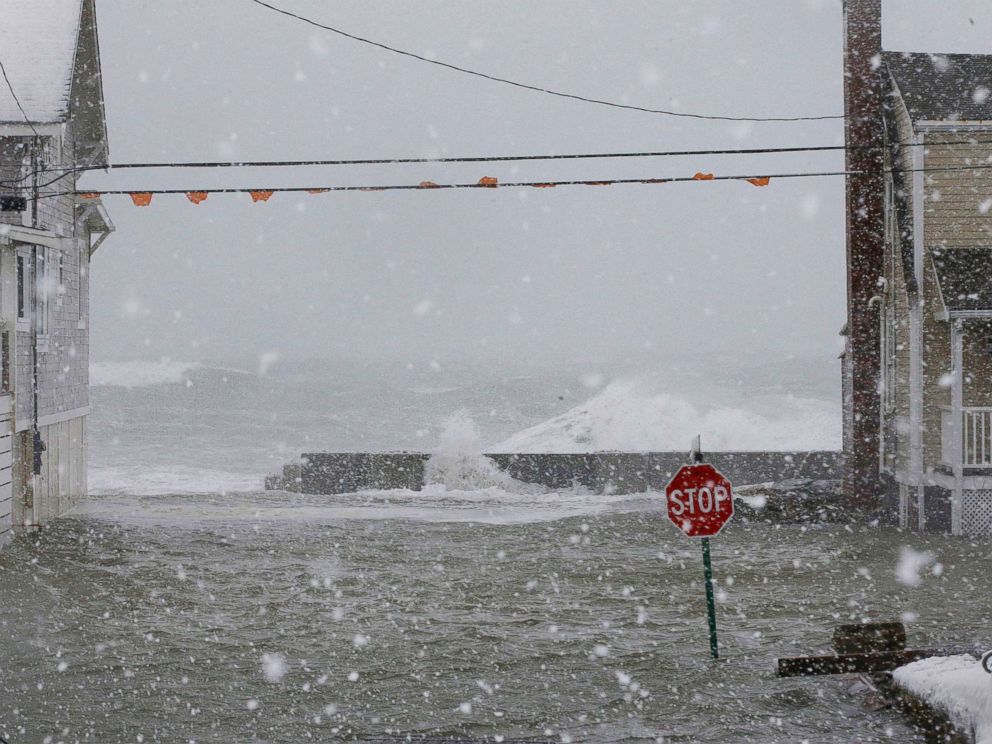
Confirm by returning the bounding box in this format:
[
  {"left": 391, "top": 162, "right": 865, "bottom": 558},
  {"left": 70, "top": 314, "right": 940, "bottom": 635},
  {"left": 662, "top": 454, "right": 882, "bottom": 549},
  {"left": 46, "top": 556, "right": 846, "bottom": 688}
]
[{"left": 942, "top": 407, "right": 992, "bottom": 468}]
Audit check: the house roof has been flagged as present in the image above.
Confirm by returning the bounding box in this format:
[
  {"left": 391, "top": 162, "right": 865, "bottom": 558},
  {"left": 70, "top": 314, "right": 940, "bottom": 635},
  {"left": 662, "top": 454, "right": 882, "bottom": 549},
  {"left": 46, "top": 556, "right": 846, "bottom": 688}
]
[
  {"left": 884, "top": 51, "right": 992, "bottom": 123},
  {"left": 0, "top": 0, "right": 85, "bottom": 124},
  {"left": 931, "top": 247, "right": 992, "bottom": 313}
]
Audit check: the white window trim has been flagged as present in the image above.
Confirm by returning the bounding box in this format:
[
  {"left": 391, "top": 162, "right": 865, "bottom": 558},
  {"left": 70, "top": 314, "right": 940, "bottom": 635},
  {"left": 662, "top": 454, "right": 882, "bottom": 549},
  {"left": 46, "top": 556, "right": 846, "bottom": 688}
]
[
  {"left": 15, "top": 246, "right": 32, "bottom": 333},
  {"left": 35, "top": 246, "right": 51, "bottom": 352}
]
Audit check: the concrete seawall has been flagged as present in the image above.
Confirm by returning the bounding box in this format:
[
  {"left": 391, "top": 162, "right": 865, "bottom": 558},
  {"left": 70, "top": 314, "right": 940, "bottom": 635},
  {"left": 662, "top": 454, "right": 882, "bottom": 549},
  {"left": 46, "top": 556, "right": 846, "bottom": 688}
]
[{"left": 268, "top": 451, "right": 843, "bottom": 495}]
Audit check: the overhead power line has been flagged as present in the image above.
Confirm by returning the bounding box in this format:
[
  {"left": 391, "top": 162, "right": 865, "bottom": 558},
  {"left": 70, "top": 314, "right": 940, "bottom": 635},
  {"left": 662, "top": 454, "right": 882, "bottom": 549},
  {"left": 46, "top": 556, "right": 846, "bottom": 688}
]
[
  {"left": 2, "top": 143, "right": 850, "bottom": 189},
  {"left": 8, "top": 137, "right": 992, "bottom": 191},
  {"left": 247, "top": 0, "right": 843, "bottom": 124},
  {"left": 0, "top": 53, "right": 40, "bottom": 137},
  {"left": 30, "top": 159, "right": 992, "bottom": 202}
]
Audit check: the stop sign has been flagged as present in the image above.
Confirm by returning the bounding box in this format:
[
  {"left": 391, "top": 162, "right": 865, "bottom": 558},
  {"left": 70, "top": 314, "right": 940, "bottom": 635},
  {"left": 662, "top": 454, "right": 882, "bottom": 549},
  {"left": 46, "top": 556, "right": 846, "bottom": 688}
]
[{"left": 665, "top": 464, "right": 734, "bottom": 537}]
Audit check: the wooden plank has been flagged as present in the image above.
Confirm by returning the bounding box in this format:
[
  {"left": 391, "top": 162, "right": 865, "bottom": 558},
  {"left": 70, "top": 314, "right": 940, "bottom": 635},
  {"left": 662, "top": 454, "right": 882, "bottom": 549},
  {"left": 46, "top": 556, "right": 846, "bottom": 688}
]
[
  {"left": 776, "top": 649, "right": 940, "bottom": 678},
  {"left": 833, "top": 622, "right": 906, "bottom": 654}
]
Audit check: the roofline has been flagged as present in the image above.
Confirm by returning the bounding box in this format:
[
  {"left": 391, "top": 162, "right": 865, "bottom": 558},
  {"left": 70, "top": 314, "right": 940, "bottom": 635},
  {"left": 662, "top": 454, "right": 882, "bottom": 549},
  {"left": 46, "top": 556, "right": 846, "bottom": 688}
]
[
  {"left": 916, "top": 120, "right": 992, "bottom": 131},
  {"left": 0, "top": 122, "right": 63, "bottom": 136},
  {"left": 82, "top": 0, "right": 109, "bottom": 155},
  {"left": 948, "top": 309, "right": 992, "bottom": 319}
]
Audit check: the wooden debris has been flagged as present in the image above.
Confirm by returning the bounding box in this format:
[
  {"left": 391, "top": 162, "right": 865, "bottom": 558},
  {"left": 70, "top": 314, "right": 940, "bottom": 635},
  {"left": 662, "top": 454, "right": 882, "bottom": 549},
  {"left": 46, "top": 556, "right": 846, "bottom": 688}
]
[{"left": 777, "top": 648, "right": 940, "bottom": 678}]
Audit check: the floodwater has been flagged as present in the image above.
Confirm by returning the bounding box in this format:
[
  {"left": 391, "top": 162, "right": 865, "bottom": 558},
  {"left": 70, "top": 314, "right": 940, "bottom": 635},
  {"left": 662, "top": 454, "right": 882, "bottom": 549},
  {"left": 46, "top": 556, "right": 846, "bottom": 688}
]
[{"left": 2, "top": 489, "right": 990, "bottom": 743}]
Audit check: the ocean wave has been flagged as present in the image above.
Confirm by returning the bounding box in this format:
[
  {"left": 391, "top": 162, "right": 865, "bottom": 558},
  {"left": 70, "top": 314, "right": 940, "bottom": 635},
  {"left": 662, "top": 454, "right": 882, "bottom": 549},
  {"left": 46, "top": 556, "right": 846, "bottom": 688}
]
[
  {"left": 497, "top": 378, "right": 840, "bottom": 452},
  {"left": 88, "top": 465, "right": 261, "bottom": 496},
  {"left": 90, "top": 359, "right": 202, "bottom": 388},
  {"left": 73, "top": 487, "right": 654, "bottom": 526}
]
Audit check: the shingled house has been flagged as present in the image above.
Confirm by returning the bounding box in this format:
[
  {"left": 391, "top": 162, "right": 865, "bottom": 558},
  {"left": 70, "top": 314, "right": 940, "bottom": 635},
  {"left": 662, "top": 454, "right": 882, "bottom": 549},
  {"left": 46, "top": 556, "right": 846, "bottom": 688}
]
[
  {"left": 869, "top": 51, "right": 992, "bottom": 536},
  {"left": 0, "top": 0, "right": 112, "bottom": 545}
]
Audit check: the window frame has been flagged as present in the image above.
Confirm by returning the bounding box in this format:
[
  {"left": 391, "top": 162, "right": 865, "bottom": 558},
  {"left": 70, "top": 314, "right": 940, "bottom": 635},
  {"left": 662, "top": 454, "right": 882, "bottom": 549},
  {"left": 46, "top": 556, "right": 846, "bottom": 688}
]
[{"left": 15, "top": 246, "right": 33, "bottom": 332}]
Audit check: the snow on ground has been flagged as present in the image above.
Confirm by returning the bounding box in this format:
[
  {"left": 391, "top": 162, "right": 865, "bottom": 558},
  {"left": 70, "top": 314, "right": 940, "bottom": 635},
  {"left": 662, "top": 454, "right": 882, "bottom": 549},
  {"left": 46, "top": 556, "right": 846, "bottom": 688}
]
[
  {"left": 893, "top": 654, "right": 992, "bottom": 744},
  {"left": 497, "top": 378, "right": 840, "bottom": 452}
]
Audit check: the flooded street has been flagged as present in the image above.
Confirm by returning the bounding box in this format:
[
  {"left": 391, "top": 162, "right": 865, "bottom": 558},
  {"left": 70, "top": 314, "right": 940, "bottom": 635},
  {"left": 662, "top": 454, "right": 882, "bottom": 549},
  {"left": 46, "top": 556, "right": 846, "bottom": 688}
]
[{"left": 1, "top": 491, "right": 988, "bottom": 742}]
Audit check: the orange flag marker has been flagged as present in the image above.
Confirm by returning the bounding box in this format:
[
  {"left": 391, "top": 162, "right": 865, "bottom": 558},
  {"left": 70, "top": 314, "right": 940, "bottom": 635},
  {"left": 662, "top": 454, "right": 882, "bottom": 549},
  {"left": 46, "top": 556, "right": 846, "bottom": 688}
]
[
  {"left": 129, "top": 192, "right": 153, "bottom": 207},
  {"left": 693, "top": 172, "right": 716, "bottom": 181},
  {"left": 478, "top": 176, "right": 498, "bottom": 188},
  {"left": 418, "top": 180, "right": 440, "bottom": 189},
  {"left": 78, "top": 192, "right": 101, "bottom": 200},
  {"left": 250, "top": 190, "right": 274, "bottom": 203},
  {"left": 186, "top": 191, "right": 209, "bottom": 204},
  {"left": 306, "top": 189, "right": 330, "bottom": 195},
  {"left": 746, "top": 177, "right": 771, "bottom": 187}
]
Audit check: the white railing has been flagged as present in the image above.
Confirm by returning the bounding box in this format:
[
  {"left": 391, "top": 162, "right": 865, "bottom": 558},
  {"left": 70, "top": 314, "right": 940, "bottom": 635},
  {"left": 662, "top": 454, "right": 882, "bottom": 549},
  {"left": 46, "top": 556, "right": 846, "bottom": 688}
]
[
  {"left": 943, "top": 407, "right": 992, "bottom": 468},
  {"left": 964, "top": 408, "right": 992, "bottom": 468}
]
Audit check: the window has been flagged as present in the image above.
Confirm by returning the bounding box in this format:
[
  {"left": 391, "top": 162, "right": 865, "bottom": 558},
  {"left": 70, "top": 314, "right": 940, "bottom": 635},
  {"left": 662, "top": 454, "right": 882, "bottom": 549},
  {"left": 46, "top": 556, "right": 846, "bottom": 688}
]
[
  {"left": 56, "top": 251, "right": 66, "bottom": 309},
  {"left": 78, "top": 237, "right": 88, "bottom": 326},
  {"left": 36, "top": 247, "right": 50, "bottom": 338},
  {"left": 881, "top": 306, "right": 897, "bottom": 412},
  {"left": 16, "top": 247, "right": 32, "bottom": 329}
]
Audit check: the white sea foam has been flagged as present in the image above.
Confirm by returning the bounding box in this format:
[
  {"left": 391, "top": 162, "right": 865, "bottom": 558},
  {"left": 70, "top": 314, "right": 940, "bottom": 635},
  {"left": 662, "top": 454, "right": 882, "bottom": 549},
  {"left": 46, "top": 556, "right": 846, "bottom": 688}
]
[
  {"left": 424, "top": 411, "right": 540, "bottom": 493},
  {"left": 90, "top": 359, "right": 202, "bottom": 388},
  {"left": 497, "top": 379, "right": 840, "bottom": 452},
  {"left": 88, "top": 465, "right": 260, "bottom": 496},
  {"left": 72, "top": 488, "right": 654, "bottom": 526}
]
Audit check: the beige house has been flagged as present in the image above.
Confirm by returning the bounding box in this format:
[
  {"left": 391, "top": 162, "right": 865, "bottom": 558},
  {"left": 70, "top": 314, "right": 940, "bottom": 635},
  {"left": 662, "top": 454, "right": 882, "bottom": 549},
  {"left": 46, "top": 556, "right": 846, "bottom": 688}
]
[
  {"left": 0, "top": 0, "right": 112, "bottom": 546},
  {"left": 869, "top": 51, "right": 992, "bottom": 536}
]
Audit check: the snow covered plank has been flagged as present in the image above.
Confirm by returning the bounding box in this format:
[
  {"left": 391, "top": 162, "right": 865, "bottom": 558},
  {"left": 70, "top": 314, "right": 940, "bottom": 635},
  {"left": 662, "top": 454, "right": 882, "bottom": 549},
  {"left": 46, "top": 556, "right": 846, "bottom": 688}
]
[{"left": 892, "top": 654, "right": 992, "bottom": 744}]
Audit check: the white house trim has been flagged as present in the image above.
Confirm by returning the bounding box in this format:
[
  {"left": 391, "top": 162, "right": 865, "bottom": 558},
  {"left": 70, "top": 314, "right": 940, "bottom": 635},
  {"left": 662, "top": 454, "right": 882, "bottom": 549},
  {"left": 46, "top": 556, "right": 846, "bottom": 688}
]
[
  {"left": 0, "top": 123, "right": 62, "bottom": 138},
  {"left": 950, "top": 321, "right": 964, "bottom": 536},
  {"left": 915, "top": 120, "right": 992, "bottom": 131},
  {"left": 909, "top": 132, "right": 924, "bottom": 495},
  {"left": 903, "top": 470, "right": 992, "bottom": 491},
  {"left": 16, "top": 406, "right": 90, "bottom": 433},
  {"left": 0, "top": 226, "right": 63, "bottom": 251}
]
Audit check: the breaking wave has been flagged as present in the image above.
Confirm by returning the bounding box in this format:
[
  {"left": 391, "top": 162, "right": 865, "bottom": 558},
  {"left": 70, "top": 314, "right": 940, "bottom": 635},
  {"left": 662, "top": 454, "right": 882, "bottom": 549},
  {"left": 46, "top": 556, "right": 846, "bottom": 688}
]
[
  {"left": 88, "top": 465, "right": 260, "bottom": 496},
  {"left": 90, "top": 359, "right": 202, "bottom": 388},
  {"left": 423, "top": 411, "right": 543, "bottom": 493},
  {"left": 497, "top": 378, "right": 840, "bottom": 452}
]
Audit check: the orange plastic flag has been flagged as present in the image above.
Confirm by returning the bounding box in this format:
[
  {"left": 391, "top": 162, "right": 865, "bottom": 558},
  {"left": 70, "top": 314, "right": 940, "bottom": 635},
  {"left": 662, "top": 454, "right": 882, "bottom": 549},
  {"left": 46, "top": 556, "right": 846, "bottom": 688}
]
[
  {"left": 129, "top": 192, "right": 153, "bottom": 207},
  {"left": 746, "top": 177, "right": 771, "bottom": 187},
  {"left": 186, "top": 191, "right": 209, "bottom": 204},
  {"left": 418, "top": 180, "right": 440, "bottom": 189},
  {"left": 250, "top": 190, "right": 274, "bottom": 203},
  {"left": 306, "top": 189, "right": 330, "bottom": 195},
  {"left": 692, "top": 172, "right": 715, "bottom": 181},
  {"left": 78, "top": 192, "right": 101, "bottom": 200},
  {"left": 478, "top": 176, "right": 498, "bottom": 188}
]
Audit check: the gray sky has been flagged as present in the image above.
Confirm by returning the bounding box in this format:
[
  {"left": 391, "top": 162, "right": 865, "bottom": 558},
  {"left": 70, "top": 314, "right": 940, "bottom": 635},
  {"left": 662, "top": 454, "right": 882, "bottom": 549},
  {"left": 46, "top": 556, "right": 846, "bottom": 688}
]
[{"left": 87, "top": 0, "right": 992, "bottom": 368}]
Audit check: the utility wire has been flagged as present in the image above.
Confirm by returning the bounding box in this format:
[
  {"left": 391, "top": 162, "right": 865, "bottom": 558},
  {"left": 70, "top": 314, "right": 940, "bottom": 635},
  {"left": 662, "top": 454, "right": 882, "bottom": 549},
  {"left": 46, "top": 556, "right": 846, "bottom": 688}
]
[
  {"left": 0, "top": 53, "right": 40, "bottom": 137},
  {"left": 36, "top": 171, "right": 837, "bottom": 199},
  {"left": 6, "top": 137, "right": 991, "bottom": 191},
  {"left": 30, "top": 160, "right": 992, "bottom": 200},
  {"left": 2, "top": 143, "right": 849, "bottom": 189},
  {"left": 247, "top": 0, "right": 843, "bottom": 124}
]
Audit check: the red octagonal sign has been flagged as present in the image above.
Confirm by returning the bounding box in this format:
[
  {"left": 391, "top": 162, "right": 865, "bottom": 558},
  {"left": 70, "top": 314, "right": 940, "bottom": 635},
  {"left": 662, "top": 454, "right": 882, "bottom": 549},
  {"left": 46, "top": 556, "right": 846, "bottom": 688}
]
[{"left": 665, "top": 464, "right": 734, "bottom": 537}]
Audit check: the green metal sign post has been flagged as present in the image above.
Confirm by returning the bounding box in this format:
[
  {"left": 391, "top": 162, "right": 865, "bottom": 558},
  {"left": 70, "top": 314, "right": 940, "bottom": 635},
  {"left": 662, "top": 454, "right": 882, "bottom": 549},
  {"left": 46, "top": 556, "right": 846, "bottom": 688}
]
[
  {"left": 665, "top": 437, "right": 734, "bottom": 660},
  {"left": 701, "top": 536, "right": 719, "bottom": 659}
]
